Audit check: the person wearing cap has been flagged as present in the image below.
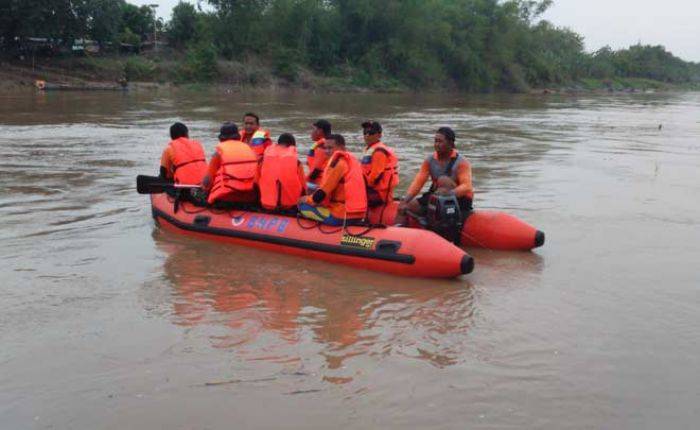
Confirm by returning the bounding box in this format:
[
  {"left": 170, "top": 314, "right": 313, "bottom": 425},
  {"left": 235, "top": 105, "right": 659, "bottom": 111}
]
[
  {"left": 159, "top": 122, "right": 207, "bottom": 184},
  {"left": 360, "top": 120, "right": 399, "bottom": 207},
  {"left": 396, "top": 127, "right": 473, "bottom": 223},
  {"left": 306, "top": 119, "right": 332, "bottom": 188},
  {"left": 298, "top": 134, "right": 367, "bottom": 226},
  {"left": 258, "top": 133, "right": 307, "bottom": 211},
  {"left": 203, "top": 122, "right": 259, "bottom": 205},
  {"left": 239, "top": 112, "right": 272, "bottom": 160}
]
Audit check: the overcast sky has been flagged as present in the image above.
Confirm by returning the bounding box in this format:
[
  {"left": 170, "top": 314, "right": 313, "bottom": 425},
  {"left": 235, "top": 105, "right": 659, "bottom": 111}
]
[
  {"left": 543, "top": 0, "right": 699, "bottom": 62},
  {"left": 133, "top": 0, "right": 700, "bottom": 62}
]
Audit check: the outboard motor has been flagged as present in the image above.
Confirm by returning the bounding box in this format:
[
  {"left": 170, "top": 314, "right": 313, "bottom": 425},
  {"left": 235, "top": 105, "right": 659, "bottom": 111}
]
[{"left": 426, "top": 194, "right": 463, "bottom": 245}]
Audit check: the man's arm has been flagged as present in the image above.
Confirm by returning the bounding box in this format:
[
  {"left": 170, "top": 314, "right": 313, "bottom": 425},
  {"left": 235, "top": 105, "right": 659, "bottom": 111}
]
[
  {"left": 453, "top": 161, "right": 473, "bottom": 198},
  {"left": 297, "top": 162, "right": 308, "bottom": 194},
  {"left": 403, "top": 160, "right": 430, "bottom": 201},
  {"left": 160, "top": 146, "right": 174, "bottom": 179},
  {"left": 202, "top": 152, "right": 221, "bottom": 190},
  {"left": 306, "top": 158, "right": 345, "bottom": 205},
  {"left": 307, "top": 148, "right": 328, "bottom": 182}
]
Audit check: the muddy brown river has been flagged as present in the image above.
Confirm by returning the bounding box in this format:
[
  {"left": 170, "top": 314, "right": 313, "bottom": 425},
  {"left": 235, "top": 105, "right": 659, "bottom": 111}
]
[{"left": 1, "top": 89, "right": 699, "bottom": 429}]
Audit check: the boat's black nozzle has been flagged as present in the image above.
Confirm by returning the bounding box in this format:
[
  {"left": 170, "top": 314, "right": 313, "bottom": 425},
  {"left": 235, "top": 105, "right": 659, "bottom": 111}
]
[
  {"left": 460, "top": 255, "right": 475, "bottom": 275},
  {"left": 534, "top": 230, "right": 546, "bottom": 248}
]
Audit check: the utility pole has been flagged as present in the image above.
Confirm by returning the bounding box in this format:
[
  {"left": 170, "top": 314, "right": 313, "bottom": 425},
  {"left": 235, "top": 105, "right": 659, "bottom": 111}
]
[{"left": 149, "top": 4, "right": 159, "bottom": 53}]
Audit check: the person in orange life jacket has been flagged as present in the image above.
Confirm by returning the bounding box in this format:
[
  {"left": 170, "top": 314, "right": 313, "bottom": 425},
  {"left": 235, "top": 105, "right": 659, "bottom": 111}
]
[
  {"left": 297, "top": 134, "right": 368, "bottom": 226},
  {"left": 202, "top": 122, "right": 259, "bottom": 205},
  {"left": 361, "top": 120, "right": 399, "bottom": 207},
  {"left": 396, "top": 127, "right": 473, "bottom": 224},
  {"left": 159, "top": 122, "right": 207, "bottom": 184},
  {"left": 239, "top": 112, "right": 272, "bottom": 160},
  {"left": 306, "top": 119, "right": 332, "bottom": 188},
  {"left": 258, "top": 133, "right": 307, "bottom": 211}
]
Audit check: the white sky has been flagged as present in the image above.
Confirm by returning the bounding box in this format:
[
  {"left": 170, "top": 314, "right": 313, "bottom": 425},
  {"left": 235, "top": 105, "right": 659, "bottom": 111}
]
[
  {"left": 132, "top": 0, "right": 700, "bottom": 62},
  {"left": 542, "top": 0, "right": 700, "bottom": 62}
]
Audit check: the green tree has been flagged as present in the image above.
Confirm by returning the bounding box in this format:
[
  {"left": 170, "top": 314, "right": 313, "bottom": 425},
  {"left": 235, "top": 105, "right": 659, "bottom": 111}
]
[
  {"left": 120, "top": 3, "right": 154, "bottom": 40},
  {"left": 85, "top": 0, "right": 124, "bottom": 45},
  {"left": 178, "top": 40, "right": 219, "bottom": 82},
  {"left": 168, "top": 1, "right": 198, "bottom": 49}
]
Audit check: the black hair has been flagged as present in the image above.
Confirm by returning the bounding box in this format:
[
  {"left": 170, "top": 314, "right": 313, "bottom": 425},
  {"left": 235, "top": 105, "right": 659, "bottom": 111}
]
[
  {"left": 170, "top": 122, "right": 189, "bottom": 139},
  {"left": 361, "top": 120, "right": 382, "bottom": 135},
  {"left": 327, "top": 133, "right": 346, "bottom": 147},
  {"left": 218, "top": 122, "right": 240, "bottom": 140},
  {"left": 243, "top": 112, "right": 260, "bottom": 124},
  {"left": 313, "top": 119, "right": 332, "bottom": 137},
  {"left": 277, "top": 133, "right": 296, "bottom": 146},
  {"left": 437, "top": 127, "right": 456, "bottom": 146}
]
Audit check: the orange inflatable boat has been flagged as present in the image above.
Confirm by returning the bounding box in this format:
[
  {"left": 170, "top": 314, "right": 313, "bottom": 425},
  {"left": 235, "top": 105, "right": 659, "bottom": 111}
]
[
  {"left": 367, "top": 201, "right": 544, "bottom": 251},
  {"left": 149, "top": 193, "right": 473, "bottom": 278}
]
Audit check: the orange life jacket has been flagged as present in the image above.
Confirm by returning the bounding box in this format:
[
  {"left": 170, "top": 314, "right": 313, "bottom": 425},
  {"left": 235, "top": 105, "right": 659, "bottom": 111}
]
[
  {"left": 325, "top": 151, "right": 367, "bottom": 215},
  {"left": 207, "top": 140, "right": 258, "bottom": 204},
  {"left": 361, "top": 141, "right": 399, "bottom": 199},
  {"left": 239, "top": 128, "right": 271, "bottom": 159},
  {"left": 307, "top": 138, "right": 327, "bottom": 167},
  {"left": 259, "top": 144, "right": 305, "bottom": 210},
  {"left": 306, "top": 138, "right": 328, "bottom": 185},
  {"left": 169, "top": 137, "right": 207, "bottom": 184}
]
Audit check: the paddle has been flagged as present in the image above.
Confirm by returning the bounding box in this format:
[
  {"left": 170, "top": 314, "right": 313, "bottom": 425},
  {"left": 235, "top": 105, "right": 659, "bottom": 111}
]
[{"left": 136, "top": 175, "right": 201, "bottom": 194}]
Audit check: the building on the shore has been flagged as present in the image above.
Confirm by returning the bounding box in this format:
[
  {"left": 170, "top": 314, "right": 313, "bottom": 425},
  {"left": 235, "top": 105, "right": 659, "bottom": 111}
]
[{"left": 71, "top": 39, "right": 100, "bottom": 55}]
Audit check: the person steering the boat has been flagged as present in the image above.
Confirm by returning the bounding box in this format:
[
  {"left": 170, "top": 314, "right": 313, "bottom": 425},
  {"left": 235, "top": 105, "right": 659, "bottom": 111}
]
[
  {"left": 258, "top": 133, "right": 307, "bottom": 212},
  {"left": 202, "top": 122, "right": 259, "bottom": 205},
  {"left": 159, "top": 122, "right": 207, "bottom": 184},
  {"left": 396, "top": 127, "right": 473, "bottom": 223},
  {"left": 297, "top": 134, "right": 367, "bottom": 226},
  {"left": 239, "top": 112, "right": 272, "bottom": 160},
  {"left": 361, "top": 120, "right": 399, "bottom": 207},
  {"left": 306, "top": 119, "right": 332, "bottom": 188}
]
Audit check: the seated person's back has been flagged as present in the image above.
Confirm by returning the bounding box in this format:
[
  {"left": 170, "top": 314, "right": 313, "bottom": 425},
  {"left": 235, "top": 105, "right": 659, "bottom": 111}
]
[
  {"left": 203, "top": 122, "right": 259, "bottom": 205},
  {"left": 259, "top": 133, "right": 306, "bottom": 211},
  {"left": 160, "top": 122, "right": 207, "bottom": 184}
]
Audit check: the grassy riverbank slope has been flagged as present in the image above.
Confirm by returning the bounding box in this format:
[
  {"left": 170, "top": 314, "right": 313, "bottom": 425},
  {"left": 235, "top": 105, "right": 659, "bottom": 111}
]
[{"left": 3, "top": 52, "right": 699, "bottom": 94}]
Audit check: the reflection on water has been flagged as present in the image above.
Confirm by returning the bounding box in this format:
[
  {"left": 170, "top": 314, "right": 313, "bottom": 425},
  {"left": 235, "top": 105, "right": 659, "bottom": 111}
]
[{"left": 155, "top": 229, "right": 476, "bottom": 378}]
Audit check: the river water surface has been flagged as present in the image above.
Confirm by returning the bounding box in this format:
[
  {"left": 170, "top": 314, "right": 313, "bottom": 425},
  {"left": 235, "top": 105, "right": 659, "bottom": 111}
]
[{"left": 1, "top": 90, "right": 699, "bottom": 429}]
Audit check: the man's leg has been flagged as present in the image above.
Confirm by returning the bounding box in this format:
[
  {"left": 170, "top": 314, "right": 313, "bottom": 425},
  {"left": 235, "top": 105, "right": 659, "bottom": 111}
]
[{"left": 298, "top": 202, "right": 345, "bottom": 226}]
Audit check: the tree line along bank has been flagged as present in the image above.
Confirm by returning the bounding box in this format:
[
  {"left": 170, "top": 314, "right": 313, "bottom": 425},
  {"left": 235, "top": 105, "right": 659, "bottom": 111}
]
[{"left": 2, "top": 0, "right": 699, "bottom": 91}]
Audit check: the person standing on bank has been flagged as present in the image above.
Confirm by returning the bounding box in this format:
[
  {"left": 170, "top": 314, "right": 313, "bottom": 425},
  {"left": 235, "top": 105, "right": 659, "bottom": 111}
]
[{"left": 396, "top": 127, "right": 473, "bottom": 224}]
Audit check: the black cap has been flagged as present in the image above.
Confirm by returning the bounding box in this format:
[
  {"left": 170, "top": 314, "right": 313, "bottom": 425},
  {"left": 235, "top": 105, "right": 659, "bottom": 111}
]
[
  {"left": 313, "top": 119, "right": 332, "bottom": 136},
  {"left": 362, "top": 120, "right": 382, "bottom": 135},
  {"left": 218, "top": 122, "right": 239, "bottom": 140}
]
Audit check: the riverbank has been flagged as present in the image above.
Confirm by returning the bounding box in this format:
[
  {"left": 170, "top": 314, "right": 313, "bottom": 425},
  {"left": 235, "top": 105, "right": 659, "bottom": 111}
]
[{"left": 2, "top": 54, "right": 698, "bottom": 94}]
